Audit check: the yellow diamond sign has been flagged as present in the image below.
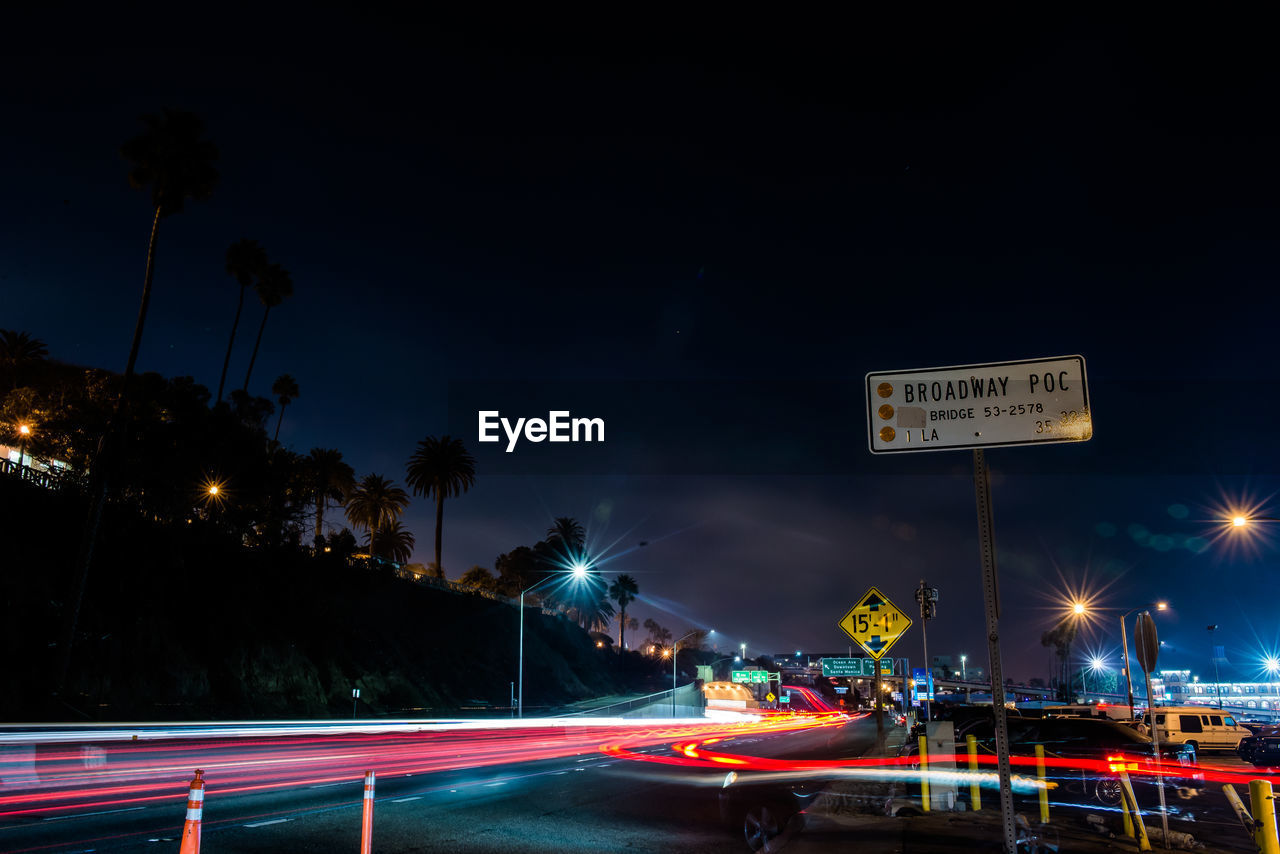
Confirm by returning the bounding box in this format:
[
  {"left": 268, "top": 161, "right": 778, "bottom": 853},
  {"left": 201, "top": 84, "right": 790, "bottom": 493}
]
[{"left": 839, "top": 586, "right": 912, "bottom": 660}]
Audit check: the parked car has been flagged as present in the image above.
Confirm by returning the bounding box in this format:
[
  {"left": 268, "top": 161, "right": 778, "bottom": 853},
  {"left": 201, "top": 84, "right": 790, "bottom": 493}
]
[
  {"left": 1135, "top": 707, "right": 1252, "bottom": 752},
  {"left": 901, "top": 714, "right": 1198, "bottom": 806},
  {"left": 1237, "top": 725, "right": 1280, "bottom": 765}
]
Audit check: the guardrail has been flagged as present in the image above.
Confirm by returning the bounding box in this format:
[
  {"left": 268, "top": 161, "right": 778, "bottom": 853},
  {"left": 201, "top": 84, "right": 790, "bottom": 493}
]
[{"left": 0, "top": 459, "right": 63, "bottom": 490}]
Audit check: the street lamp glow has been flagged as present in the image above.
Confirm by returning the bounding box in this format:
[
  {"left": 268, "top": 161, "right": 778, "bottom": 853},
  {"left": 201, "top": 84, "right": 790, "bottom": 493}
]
[
  {"left": 1233, "top": 516, "right": 1248, "bottom": 527},
  {"left": 18, "top": 424, "right": 30, "bottom": 436},
  {"left": 1089, "top": 656, "right": 1105, "bottom": 671},
  {"left": 1265, "top": 656, "right": 1280, "bottom": 675},
  {"left": 571, "top": 563, "right": 588, "bottom": 578},
  {"left": 1072, "top": 602, "right": 1086, "bottom": 616}
]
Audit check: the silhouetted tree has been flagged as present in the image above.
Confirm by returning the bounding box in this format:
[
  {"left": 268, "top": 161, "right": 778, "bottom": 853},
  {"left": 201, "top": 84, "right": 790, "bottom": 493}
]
[
  {"left": 242, "top": 262, "right": 293, "bottom": 394},
  {"left": 271, "top": 374, "right": 299, "bottom": 442},
  {"left": 405, "top": 435, "right": 476, "bottom": 575},
  {"left": 370, "top": 519, "right": 415, "bottom": 564},
  {"left": 344, "top": 474, "right": 409, "bottom": 552},
  {"left": 307, "top": 448, "right": 355, "bottom": 545},
  {"left": 217, "top": 239, "right": 267, "bottom": 403},
  {"left": 59, "top": 109, "right": 219, "bottom": 693},
  {"left": 0, "top": 330, "right": 48, "bottom": 390},
  {"left": 609, "top": 574, "right": 639, "bottom": 648}
]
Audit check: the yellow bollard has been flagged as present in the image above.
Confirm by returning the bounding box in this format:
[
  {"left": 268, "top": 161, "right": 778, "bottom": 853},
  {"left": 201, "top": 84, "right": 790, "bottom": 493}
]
[
  {"left": 1249, "top": 779, "right": 1280, "bottom": 854},
  {"left": 1120, "top": 781, "right": 1134, "bottom": 839},
  {"left": 1120, "top": 771, "right": 1151, "bottom": 852},
  {"left": 1035, "top": 744, "right": 1049, "bottom": 824},
  {"left": 966, "top": 734, "right": 981, "bottom": 811},
  {"left": 918, "top": 735, "right": 930, "bottom": 812}
]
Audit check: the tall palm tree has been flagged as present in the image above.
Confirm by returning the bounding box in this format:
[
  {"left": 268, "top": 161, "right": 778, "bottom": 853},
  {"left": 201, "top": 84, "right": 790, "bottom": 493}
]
[
  {"left": 608, "top": 574, "right": 640, "bottom": 648},
  {"left": 344, "top": 473, "right": 409, "bottom": 551},
  {"left": 217, "top": 239, "right": 268, "bottom": 403},
  {"left": 271, "top": 374, "right": 299, "bottom": 442},
  {"left": 59, "top": 108, "right": 218, "bottom": 693},
  {"left": 118, "top": 108, "right": 219, "bottom": 400},
  {"left": 0, "top": 330, "right": 48, "bottom": 390},
  {"left": 241, "top": 262, "right": 293, "bottom": 395},
  {"left": 370, "top": 519, "right": 415, "bottom": 565},
  {"left": 307, "top": 448, "right": 355, "bottom": 545},
  {"left": 405, "top": 435, "right": 476, "bottom": 575},
  {"left": 547, "top": 517, "right": 585, "bottom": 548}
]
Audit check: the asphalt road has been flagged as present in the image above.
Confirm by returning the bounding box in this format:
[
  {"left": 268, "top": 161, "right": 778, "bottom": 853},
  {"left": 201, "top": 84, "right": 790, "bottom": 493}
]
[
  {"left": 0, "top": 716, "right": 873, "bottom": 854},
  {"left": 2, "top": 718, "right": 1273, "bottom": 854}
]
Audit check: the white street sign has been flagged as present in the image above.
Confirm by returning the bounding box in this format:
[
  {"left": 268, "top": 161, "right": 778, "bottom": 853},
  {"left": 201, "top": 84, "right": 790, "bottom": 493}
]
[{"left": 866, "top": 355, "right": 1091, "bottom": 453}]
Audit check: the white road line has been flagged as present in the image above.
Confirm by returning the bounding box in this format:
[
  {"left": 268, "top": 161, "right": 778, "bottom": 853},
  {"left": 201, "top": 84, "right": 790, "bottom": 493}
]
[
  {"left": 309, "top": 781, "right": 349, "bottom": 789},
  {"left": 244, "top": 818, "right": 291, "bottom": 827},
  {"left": 392, "top": 796, "right": 421, "bottom": 803},
  {"left": 484, "top": 781, "right": 506, "bottom": 787},
  {"left": 43, "top": 807, "right": 144, "bottom": 822}
]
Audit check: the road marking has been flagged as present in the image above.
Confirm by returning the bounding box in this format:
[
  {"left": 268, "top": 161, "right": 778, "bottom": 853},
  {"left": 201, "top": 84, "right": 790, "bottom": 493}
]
[
  {"left": 484, "top": 781, "right": 506, "bottom": 787},
  {"left": 309, "top": 781, "right": 349, "bottom": 789},
  {"left": 392, "top": 796, "right": 421, "bottom": 803},
  {"left": 244, "top": 818, "right": 291, "bottom": 827},
  {"left": 43, "top": 807, "right": 144, "bottom": 822}
]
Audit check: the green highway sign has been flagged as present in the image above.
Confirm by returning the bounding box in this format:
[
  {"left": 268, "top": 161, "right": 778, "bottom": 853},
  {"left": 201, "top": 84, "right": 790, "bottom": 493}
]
[
  {"left": 821, "top": 658, "right": 898, "bottom": 677},
  {"left": 731, "top": 670, "right": 769, "bottom": 684}
]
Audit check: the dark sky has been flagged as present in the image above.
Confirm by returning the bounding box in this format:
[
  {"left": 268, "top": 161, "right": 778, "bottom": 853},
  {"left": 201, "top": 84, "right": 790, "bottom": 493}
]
[{"left": 4, "top": 12, "right": 1279, "bottom": 683}]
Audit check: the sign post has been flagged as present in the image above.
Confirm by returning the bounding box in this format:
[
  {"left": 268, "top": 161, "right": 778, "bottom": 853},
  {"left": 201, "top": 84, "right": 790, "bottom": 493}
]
[
  {"left": 840, "top": 587, "right": 912, "bottom": 753},
  {"left": 1135, "top": 611, "right": 1170, "bottom": 848},
  {"left": 867, "top": 356, "right": 1092, "bottom": 854}
]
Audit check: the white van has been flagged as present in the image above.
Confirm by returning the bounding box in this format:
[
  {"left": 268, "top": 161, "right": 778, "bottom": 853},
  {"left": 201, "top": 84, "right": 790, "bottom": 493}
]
[{"left": 1138, "top": 707, "right": 1251, "bottom": 752}]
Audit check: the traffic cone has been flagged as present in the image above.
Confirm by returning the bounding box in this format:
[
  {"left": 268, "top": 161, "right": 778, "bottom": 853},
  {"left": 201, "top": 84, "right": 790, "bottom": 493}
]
[
  {"left": 179, "top": 769, "right": 204, "bottom": 854},
  {"left": 360, "top": 770, "right": 375, "bottom": 854}
]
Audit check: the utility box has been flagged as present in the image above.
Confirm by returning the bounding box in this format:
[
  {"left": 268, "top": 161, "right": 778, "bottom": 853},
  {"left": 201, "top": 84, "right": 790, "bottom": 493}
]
[{"left": 925, "top": 721, "right": 957, "bottom": 811}]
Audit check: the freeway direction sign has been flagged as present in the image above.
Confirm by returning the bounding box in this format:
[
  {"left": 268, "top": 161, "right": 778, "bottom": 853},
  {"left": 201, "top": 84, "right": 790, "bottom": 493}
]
[
  {"left": 839, "top": 587, "right": 912, "bottom": 660},
  {"left": 821, "top": 658, "right": 896, "bottom": 677},
  {"left": 731, "top": 670, "right": 768, "bottom": 684},
  {"left": 866, "top": 355, "right": 1091, "bottom": 453}
]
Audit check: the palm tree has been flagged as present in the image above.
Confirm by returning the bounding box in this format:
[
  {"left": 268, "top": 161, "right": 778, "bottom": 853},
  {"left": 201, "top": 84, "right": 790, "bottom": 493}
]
[
  {"left": 0, "top": 330, "right": 48, "bottom": 390},
  {"left": 405, "top": 435, "right": 476, "bottom": 575},
  {"left": 307, "top": 448, "right": 355, "bottom": 545},
  {"left": 344, "top": 473, "right": 409, "bottom": 552},
  {"left": 271, "top": 374, "right": 299, "bottom": 442},
  {"left": 547, "top": 517, "right": 585, "bottom": 549},
  {"left": 241, "top": 262, "right": 294, "bottom": 395},
  {"left": 217, "top": 239, "right": 267, "bottom": 403},
  {"left": 370, "top": 519, "right": 415, "bottom": 564},
  {"left": 118, "top": 108, "right": 219, "bottom": 400},
  {"left": 608, "top": 574, "right": 640, "bottom": 649},
  {"left": 59, "top": 108, "right": 218, "bottom": 693}
]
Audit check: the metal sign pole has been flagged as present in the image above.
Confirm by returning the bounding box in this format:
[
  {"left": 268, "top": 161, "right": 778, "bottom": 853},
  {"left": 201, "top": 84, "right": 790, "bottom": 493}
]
[{"left": 973, "top": 449, "right": 1018, "bottom": 854}]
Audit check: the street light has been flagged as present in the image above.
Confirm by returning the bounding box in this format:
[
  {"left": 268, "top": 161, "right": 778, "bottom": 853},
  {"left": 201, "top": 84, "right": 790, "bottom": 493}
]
[
  {"left": 960, "top": 654, "right": 967, "bottom": 681},
  {"left": 16, "top": 423, "right": 31, "bottom": 472},
  {"left": 518, "top": 564, "right": 593, "bottom": 718},
  {"left": 670, "top": 629, "right": 711, "bottom": 718},
  {"left": 1120, "top": 601, "right": 1167, "bottom": 719},
  {"left": 1065, "top": 601, "right": 1087, "bottom": 700},
  {"left": 1208, "top": 624, "right": 1223, "bottom": 710}
]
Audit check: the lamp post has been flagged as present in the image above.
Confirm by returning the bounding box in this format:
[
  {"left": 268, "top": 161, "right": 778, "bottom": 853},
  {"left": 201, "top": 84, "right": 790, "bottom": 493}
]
[
  {"left": 518, "top": 564, "right": 590, "bottom": 718},
  {"left": 1120, "top": 601, "right": 1166, "bottom": 720},
  {"left": 1208, "top": 624, "right": 1223, "bottom": 710},
  {"left": 1065, "top": 602, "right": 1086, "bottom": 701},
  {"left": 16, "top": 423, "right": 30, "bottom": 473}
]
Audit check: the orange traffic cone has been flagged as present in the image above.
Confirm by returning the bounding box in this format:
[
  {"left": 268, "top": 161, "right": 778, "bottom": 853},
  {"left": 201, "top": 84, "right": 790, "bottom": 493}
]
[
  {"left": 179, "top": 769, "right": 204, "bottom": 854},
  {"left": 360, "top": 770, "right": 375, "bottom": 854}
]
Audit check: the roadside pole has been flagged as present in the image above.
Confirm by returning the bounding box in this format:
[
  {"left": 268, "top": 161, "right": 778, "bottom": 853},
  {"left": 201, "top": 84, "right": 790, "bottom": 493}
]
[{"left": 973, "top": 448, "right": 1018, "bottom": 854}]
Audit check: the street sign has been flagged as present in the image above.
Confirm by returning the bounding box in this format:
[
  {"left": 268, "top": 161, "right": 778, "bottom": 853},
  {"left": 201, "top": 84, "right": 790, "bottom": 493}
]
[
  {"left": 866, "top": 355, "right": 1091, "bottom": 453},
  {"left": 839, "top": 587, "right": 912, "bottom": 660},
  {"left": 780, "top": 693, "right": 790, "bottom": 704},
  {"left": 731, "top": 670, "right": 768, "bottom": 684},
  {"left": 822, "top": 657, "right": 898, "bottom": 677},
  {"left": 766, "top": 692, "right": 776, "bottom": 702},
  {"left": 1135, "top": 612, "right": 1159, "bottom": 673}
]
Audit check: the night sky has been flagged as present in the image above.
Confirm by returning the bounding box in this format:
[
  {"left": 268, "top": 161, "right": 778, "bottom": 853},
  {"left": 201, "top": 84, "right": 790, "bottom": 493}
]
[{"left": 4, "top": 13, "right": 1279, "bottom": 683}]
